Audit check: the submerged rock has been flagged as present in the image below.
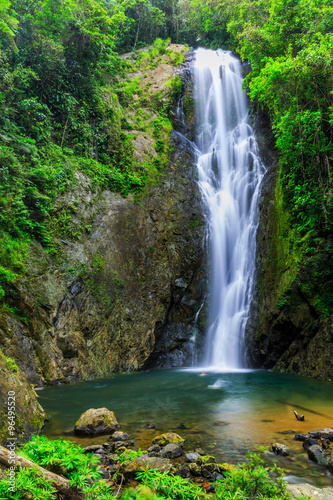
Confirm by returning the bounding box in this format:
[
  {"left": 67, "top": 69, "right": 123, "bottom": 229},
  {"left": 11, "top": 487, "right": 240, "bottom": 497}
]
[{"left": 74, "top": 407, "right": 119, "bottom": 436}]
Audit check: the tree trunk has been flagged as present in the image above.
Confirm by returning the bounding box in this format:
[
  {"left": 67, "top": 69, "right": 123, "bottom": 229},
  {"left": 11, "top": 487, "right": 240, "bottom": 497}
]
[{"left": 0, "top": 445, "right": 82, "bottom": 500}]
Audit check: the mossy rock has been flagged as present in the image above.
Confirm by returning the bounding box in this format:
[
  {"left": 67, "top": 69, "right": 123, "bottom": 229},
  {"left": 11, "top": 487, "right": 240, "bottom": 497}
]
[
  {"left": 119, "top": 455, "right": 172, "bottom": 479},
  {"left": 219, "top": 463, "right": 238, "bottom": 474},
  {"left": 196, "top": 455, "right": 216, "bottom": 465},
  {"left": 74, "top": 407, "right": 120, "bottom": 436},
  {"left": 189, "top": 463, "right": 201, "bottom": 476},
  {"left": 152, "top": 432, "right": 184, "bottom": 446}
]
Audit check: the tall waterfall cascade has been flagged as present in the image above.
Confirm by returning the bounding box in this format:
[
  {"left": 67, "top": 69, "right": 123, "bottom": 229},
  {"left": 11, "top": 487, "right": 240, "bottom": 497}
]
[{"left": 194, "top": 48, "right": 265, "bottom": 370}]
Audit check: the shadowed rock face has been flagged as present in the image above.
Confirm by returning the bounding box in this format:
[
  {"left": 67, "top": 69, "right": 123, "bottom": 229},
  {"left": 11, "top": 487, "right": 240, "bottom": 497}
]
[
  {"left": 245, "top": 110, "right": 333, "bottom": 381},
  {"left": 0, "top": 352, "right": 47, "bottom": 443},
  {"left": 0, "top": 52, "right": 206, "bottom": 386}
]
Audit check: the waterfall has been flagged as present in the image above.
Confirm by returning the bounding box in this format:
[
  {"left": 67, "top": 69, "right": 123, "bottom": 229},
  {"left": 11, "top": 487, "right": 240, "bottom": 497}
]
[{"left": 194, "top": 48, "right": 265, "bottom": 370}]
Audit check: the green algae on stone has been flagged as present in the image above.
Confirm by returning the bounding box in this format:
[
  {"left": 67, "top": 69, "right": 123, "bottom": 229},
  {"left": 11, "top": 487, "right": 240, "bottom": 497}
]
[{"left": 152, "top": 432, "right": 184, "bottom": 446}]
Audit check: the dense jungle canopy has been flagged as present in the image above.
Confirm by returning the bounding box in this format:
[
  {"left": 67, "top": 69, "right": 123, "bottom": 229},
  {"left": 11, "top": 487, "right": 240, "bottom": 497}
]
[{"left": 0, "top": 0, "right": 333, "bottom": 314}]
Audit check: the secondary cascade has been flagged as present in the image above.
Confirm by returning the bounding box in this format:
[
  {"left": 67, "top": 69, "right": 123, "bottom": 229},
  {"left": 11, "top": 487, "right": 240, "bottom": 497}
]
[{"left": 194, "top": 48, "right": 264, "bottom": 370}]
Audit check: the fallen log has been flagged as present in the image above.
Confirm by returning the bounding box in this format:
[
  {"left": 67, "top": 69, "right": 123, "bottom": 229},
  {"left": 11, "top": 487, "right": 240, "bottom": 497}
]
[{"left": 0, "top": 445, "right": 82, "bottom": 500}]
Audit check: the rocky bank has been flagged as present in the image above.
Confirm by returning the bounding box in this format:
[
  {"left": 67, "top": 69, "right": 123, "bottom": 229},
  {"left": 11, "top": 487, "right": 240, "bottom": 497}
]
[
  {"left": 0, "top": 47, "right": 207, "bottom": 439},
  {"left": 245, "top": 110, "right": 333, "bottom": 380}
]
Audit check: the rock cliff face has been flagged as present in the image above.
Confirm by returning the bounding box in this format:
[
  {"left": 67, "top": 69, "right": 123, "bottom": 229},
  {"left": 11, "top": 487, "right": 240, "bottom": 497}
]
[
  {"left": 0, "top": 351, "right": 47, "bottom": 442},
  {"left": 0, "top": 49, "right": 206, "bottom": 439},
  {"left": 245, "top": 111, "right": 333, "bottom": 381}
]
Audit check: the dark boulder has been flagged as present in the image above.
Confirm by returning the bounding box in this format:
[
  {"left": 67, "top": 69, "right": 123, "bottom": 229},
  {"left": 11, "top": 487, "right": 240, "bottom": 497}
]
[
  {"left": 309, "top": 428, "right": 333, "bottom": 441},
  {"left": 307, "top": 445, "right": 328, "bottom": 465},
  {"left": 272, "top": 443, "right": 289, "bottom": 456},
  {"left": 159, "top": 443, "right": 184, "bottom": 459},
  {"left": 302, "top": 438, "right": 319, "bottom": 450}
]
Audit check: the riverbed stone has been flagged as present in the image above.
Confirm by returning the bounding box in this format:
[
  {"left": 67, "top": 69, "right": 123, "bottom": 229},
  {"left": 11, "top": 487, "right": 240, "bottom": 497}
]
[
  {"left": 327, "top": 452, "right": 333, "bottom": 474},
  {"left": 185, "top": 452, "right": 201, "bottom": 463},
  {"left": 111, "top": 431, "right": 130, "bottom": 441},
  {"left": 219, "top": 463, "right": 237, "bottom": 473},
  {"left": 272, "top": 443, "right": 289, "bottom": 456},
  {"left": 288, "top": 484, "right": 333, "bottom": 499},
  {"left": 302, "top": 437, "right": 318, "bottom": 450},
  {"left": 201, "top": 463, "right": 219, "bottom": 478},
  {"left": 309, "top": 428, "right": 333, "bottom": 441},
  {"left": 152, "top": 432, "right": 184, "bottom": 446},
  {"left": 84, "top": 444, "right": 103, "bottom": 453},
  {"left": 189, "top": 463, "right": 201, "bottom": 476},
  {"left": 307, "top": 444, "right": 328, "bottom": 465},
  {"left": 175, "top": 466, "right": 190, "bottom": 478},
  {"left": 74, "top": 407, "right": 120, "bottom": 436},
  {"left": 294, "top": 433, "right": 309, "bottom": 442},
  {"left": 119, "top": 455, "right": 172, "bottom": 478},
  {"left": 320, "top": 438, "right": 331, "bottom": 449},
  {"left": 195, "top": 448, "right": 206, "bottom": 455},
  {"left": 159, "top": 443, "right": 184, "bottom": 459},
  {"left": 147, "top": 444, "right": 160, "bottom": 453},
  {"left": 196, "top": 455, "right": 216, "bottom": 465}
]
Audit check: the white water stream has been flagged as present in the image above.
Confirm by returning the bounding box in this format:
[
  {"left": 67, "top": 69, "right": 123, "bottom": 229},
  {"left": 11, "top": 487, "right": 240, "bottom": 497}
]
[{"left": 194, "top": 49, "right": 265, "bottom": 370}]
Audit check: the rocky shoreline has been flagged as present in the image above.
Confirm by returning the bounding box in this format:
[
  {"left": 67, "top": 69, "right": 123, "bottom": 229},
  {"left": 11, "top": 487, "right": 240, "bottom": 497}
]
[{"left": 68, "top": 407, "right": 333, "bottom": 497}]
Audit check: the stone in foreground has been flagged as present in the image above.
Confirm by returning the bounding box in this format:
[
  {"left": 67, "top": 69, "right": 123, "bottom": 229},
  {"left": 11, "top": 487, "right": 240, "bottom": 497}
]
[
  {"left": 152, "top": 432, "right": 184, "bottom": 446},
  {"left": 119, "top": 455, "right": 172, "bottom": 479},
  {"left": 74, "top": 407, "right": 119, "bottom": 436},
  {"left": 288, "top": 484, "right": 333, "bottom": 500},
  {"left": 307, "top": 445, "right": 328, "bottom": 465},
  {"left": 272, "top": 442, "right": 289, "bottom": 456},
  {"left": 185, "top": 452, "right": 201, "bottom": 463},
  {"left": 159, "top": 443, "right": 184, "bottom": 459}
]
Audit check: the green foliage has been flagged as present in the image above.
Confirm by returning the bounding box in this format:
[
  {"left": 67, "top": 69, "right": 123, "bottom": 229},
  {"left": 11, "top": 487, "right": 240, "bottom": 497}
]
[
  {"left": 0, "top": 437, "right": 297, "bottom": 500},
  {"left": 0, "top": 7, "right": 182, "bottom": 302},
  {"left": 5, "top": 355, "right": 18, "bottom": 372},
  {"left": 135, "top": 468, "right": 207, "bottom": 500},
  {"left": 117, "top": 448, "right": 147, "bottom": 462},
  {"left": 0, "top": 348, "right": 18, "bottom": 373},
  {"left": 214, "top": 452, "right": 288, "bottom": 500},
  {"left": 0, "top": 0, "right": 18, "bottom": 50},
  {"left": 23, "top": 435, "right": 116, "bottom": 498},
  {"left": 0, "top": 467, "right": 57, "bottom": 500}
]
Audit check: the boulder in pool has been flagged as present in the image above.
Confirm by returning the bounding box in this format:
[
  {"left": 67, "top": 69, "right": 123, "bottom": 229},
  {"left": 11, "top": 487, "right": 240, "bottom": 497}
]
[{"left": 74, "top": 407, "right": 120, "bottom": 436}]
